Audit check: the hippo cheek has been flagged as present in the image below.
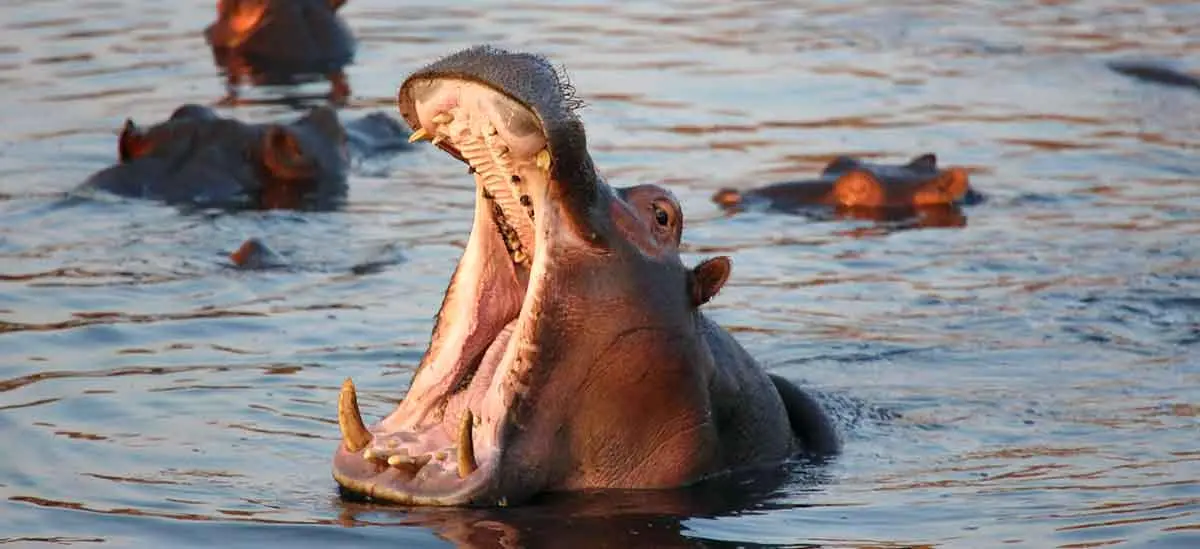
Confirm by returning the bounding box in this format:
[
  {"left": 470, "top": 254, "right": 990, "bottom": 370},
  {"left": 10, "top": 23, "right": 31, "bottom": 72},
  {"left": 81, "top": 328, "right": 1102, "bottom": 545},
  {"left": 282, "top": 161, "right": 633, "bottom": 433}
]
[{"left": 831, "top": 171, "right": 887, "bottom": 208}]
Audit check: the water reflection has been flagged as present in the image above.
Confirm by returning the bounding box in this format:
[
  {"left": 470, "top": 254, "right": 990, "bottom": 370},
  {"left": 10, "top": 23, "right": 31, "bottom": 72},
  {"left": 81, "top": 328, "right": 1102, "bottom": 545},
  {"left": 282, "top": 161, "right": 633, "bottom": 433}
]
[
  {"left": 214, "top": 59, "right": 351, "bottom": 108},
  {"left": 338, "top": 465, "right": 831, "bottom": 549}
]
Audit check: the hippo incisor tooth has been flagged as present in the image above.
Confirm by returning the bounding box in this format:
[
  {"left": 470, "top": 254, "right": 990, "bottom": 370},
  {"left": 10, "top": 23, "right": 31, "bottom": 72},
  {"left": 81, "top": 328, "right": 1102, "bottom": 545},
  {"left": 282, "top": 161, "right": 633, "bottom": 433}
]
[
  {"left": 407, "top": 128, "right": 430, "bottom": 143},
  {"left": 536, "top": 148, "right": 551, "bottom": 171},
  {"left": 432, "top": 112, "right": 453, "bottom": 125},
  {"left": 386, "top": 454, "right": 404, "bottom": 467},
  {"left": 432, "top": 135, "right": 446, "bottom": 146},
  {"left": 338, "top": 378, "right": 371, "bottom": 453},
  {"left": 457, "top": 410, "right": 478, "bottom": 478}
]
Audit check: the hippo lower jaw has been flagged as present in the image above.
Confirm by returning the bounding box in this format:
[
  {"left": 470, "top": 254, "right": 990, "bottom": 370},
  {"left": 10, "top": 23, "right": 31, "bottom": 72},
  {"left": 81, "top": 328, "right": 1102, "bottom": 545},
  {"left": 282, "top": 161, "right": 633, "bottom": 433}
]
[{"left": 333, "top": 74, "right": 573, "bottom": 506}]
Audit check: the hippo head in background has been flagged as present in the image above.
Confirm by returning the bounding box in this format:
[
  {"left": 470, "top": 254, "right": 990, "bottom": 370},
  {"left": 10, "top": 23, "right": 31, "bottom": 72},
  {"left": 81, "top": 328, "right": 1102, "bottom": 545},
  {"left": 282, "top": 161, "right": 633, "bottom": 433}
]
[
  {"left": 205, "top": 0, "right": 356, "bottom": 101},
  {"left": 80, "top": 104, "right": 349, "bottom": 211},
  {"left": 712, "top": 153, "right": 979, "bottom": 229},
  {"left": 332, "top": 46, "right": 839, "bottom": 506},
  {"left": 826, "top": 154, "right": 972, "bottom": 209}
]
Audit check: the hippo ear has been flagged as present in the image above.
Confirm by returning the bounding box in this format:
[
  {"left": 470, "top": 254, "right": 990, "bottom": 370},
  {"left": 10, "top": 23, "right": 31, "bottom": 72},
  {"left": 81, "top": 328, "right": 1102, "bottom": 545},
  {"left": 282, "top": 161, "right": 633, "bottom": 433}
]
[
  {"left": 907, "top": 153, "right": 937, "bottom": 171},
  {"left": 689, "top": 256, "right": 732, "bottom": 307},
  {"left": 821, "top": 156, "right": 860, "bottom": 176},
  {"left": 118, "top": 119, "right": 150, "bottom": 162}
]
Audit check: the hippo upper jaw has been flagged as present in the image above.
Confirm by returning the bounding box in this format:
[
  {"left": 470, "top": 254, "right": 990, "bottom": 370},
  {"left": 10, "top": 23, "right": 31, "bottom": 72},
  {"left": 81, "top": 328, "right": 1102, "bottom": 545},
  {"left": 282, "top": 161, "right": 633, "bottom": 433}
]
[{"left": 333, "top": 47, "right": 712, "bottom": 506}]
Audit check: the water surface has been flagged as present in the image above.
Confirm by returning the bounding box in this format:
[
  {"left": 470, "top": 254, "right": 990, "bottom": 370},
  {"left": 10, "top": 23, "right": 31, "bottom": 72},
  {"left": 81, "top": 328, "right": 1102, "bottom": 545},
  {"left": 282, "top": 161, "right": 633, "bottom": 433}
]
[{"left": 1, "top": 0, "right": 1197, "bottom": 547}]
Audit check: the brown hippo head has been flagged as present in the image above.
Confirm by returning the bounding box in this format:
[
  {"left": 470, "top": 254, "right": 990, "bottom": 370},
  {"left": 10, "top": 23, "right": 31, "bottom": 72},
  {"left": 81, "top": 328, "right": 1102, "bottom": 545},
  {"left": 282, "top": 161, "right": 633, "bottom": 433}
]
[
  {"left": 332, "top": 46, "right": 838, "bottom": 506},
  {"left": 80, "top": 104, "right": 349, "bottom": 210},
  {"left": 712, "top": 153, "right": 976, "bottom": 216},
  {"left": 830, "top": 154, "right": 971, "bottom": 208},
  {"left": 205, "top": 0, "right": 355, "bottom": 97}
]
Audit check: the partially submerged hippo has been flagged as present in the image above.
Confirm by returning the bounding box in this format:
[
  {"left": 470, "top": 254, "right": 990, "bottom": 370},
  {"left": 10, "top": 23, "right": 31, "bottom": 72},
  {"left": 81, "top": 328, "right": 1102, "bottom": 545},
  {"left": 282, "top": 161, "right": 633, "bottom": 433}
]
[
  {"left": 713, "top": 154, "right": 977, "bottom": 214},
  {"left": 226, "top": 236, "right": 405, "bottom": 274},
  {"left": 229, "top": 238, "right": 288, "bottom": 269},
  {"left": 1107, "top": 60, "right": 1200, "bottom": 92},
  {"left": 79, "top": 104, "right": 411, "bottom": 210},
  {"left": 332, "top": 46, "right": 839, "bottom": 506},
  {"left": 206, "top": 0, "right": 356, "bottom": 102}
]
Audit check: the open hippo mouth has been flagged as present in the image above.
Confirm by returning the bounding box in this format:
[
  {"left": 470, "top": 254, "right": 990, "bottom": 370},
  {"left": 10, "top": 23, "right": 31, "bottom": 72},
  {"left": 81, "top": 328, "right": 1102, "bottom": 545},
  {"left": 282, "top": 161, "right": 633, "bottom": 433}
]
[{"left": 333, "top": 46, "right": 603, "bottom": 506}]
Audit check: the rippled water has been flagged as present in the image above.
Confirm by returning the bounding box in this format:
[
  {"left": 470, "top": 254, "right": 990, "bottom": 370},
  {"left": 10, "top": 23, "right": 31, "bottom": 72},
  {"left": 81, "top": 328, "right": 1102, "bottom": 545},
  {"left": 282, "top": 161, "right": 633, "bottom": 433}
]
[{"left": 2, "top": 1, "right": 1198, "bottom": 547}]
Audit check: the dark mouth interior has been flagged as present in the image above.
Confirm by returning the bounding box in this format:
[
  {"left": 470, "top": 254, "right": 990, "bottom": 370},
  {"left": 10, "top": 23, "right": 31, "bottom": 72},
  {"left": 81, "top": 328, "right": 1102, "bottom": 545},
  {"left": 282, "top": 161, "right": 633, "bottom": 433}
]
[{"left": 334, "top": 78, "right": 554, "bottom": 505}]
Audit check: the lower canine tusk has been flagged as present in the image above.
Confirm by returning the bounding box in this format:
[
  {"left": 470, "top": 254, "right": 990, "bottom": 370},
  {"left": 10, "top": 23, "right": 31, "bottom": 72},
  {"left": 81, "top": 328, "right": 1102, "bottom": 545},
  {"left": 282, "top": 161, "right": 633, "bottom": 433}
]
[
  {"left": 407, "top": 128, "right": 430, "bottom": 143},
  {"left": 457, "top": 410, "right": 478, "bottom": 478},
  {"left": 338, "top": 378, "right": 371, "bottom": 452}
]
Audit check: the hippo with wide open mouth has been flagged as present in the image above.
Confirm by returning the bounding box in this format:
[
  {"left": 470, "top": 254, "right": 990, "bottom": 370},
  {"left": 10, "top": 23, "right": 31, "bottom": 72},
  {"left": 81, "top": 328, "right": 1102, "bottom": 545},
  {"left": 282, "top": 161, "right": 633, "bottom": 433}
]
[{"left": 332, "top": 46, "right": 840, "bottom": 506}]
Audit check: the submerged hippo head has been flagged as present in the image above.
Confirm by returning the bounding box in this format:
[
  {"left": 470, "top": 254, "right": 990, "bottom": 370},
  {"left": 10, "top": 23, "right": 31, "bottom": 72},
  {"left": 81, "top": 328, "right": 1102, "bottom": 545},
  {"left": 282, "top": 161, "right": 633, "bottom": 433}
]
[
  {"left": 828, "top": 154, "right": 971, "bottom": 208},
  {"left": 333, "top": 46, "right": 838, "bottom": 506},
  {"left": 713, "top": 154, "right": 976, "bottom": 215},
  {"left": 80, "top": 104, "right": 349, "bottom": 210},
  {"left": 205, "top": 0, "right": 355, "bottom": 93}
]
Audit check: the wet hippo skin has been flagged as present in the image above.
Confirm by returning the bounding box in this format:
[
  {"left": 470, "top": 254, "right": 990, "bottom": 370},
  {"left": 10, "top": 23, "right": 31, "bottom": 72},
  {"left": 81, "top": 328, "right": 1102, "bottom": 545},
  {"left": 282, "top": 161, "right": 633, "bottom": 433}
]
[
  {"left": 713, "top": 153, "right": 979, "bottom": 213},
  {"left": 78, "top": 104, "right": 411, "bottom": 211},
  {"left": 205, "top": 0, "right": 356, "bottom": 102},
  {"left": 331, "top": 46, "right": 840, "bottom": 507}
]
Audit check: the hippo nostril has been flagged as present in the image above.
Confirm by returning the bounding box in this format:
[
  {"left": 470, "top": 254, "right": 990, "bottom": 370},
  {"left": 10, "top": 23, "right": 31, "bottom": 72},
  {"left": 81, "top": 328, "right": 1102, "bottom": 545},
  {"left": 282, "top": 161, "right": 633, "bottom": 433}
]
[{"left": 405, "top": 78, "right": 443, "bottom": 103}]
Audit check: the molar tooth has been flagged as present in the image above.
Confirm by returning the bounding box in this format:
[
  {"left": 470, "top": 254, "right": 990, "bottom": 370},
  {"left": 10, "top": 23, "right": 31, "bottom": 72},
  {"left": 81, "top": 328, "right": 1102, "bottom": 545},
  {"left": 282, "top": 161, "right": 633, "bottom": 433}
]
[
  {"left": 363, "top": 448, "right": 376, "bottom": 460},
  {"left": 387, "top": 455, "right": 404, "bottom": 467},
  {"left": 512, "top": 250, "right": 527, "bottom": 264},
  {"left": 536, "top": 149, "right": 551, "bottom": 171},
  {"left": 457, "top": 410, "right": 478, "bottom": 479},
  {"left": 407, "top": 128, "right": 430, "bottom": 143},
  {"left": 337, "top": 378, "right": 371, "bottom": 452},
  {"left": 432, "top": 112, "right": 453, "bottom": 125}
]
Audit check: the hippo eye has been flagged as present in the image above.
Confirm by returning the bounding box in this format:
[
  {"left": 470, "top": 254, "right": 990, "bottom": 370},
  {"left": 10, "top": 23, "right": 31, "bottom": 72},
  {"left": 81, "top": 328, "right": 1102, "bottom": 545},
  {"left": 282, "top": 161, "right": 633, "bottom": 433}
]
[{"left": 652, "top": 201, "right": 672, "bottom": 227}]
